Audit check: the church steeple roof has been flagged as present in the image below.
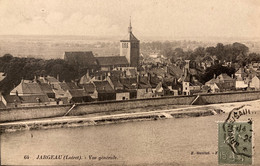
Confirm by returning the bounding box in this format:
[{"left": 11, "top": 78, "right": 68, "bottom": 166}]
[
  {"left": 128, "top": 17, "right": 132, "bottom": 34},
  {"left": 121, "top": 17, "right": 139, "bottom": 41}
]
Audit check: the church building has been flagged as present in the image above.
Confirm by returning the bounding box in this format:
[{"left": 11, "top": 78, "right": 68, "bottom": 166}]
[
  {"left": 64, "top": 18, "right": 140, "bottom": 71},
  {"left": 120, "top": 19, "right": 140, "bottom": 67}
]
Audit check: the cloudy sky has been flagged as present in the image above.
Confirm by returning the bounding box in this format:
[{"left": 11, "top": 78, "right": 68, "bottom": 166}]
[{"left": 0, "top": 0, "right": 259, "bottom": 39}]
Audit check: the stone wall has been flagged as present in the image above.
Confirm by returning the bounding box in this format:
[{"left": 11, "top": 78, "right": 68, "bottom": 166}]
[
  {"left": 1, "top": 91, "right": 260, "bottom": 122},
  {"left": 200, "top": 91, "right": 260, "bottom": 104}
]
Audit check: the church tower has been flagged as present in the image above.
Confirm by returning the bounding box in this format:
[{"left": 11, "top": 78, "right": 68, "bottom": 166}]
[{"left": 120, "top": 18, "right": 140, "bottom": 67}]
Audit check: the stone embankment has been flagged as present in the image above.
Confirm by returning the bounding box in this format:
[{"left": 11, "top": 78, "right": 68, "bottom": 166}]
[{"left": 0, "top": 104, "right": 224, "bottom": 133}]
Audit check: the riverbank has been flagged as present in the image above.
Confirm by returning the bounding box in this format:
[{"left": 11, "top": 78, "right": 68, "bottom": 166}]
[
  {"left": 2, "top": 98, "right": 260, "bottom": 133},
  {"left": 2, "top": 90, "right": 260, "bottom": 123}
]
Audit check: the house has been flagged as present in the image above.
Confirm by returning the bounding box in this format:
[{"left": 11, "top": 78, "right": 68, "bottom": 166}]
[
  {"left": 106, "top": 76, "right": 130, "bottom": 100},
  {"left": 38, "top": 76, "right": 60, "bottom": 88},
  {"left": 115, "top": 89, "right": 130, "bottom": 100},
  {"left": 107, "top": 76, "right": 124, "bottom": 90},
  {"left": 39, "top": 83, "right": 55, "bottom": 98},
  {"left": 64, "top": 89, "right": 93, "bottom": 103},
  {"left": 154, "top": 82, "right": 171, "bottom": 97},
  {"left": 113, "top": 67, "right": 137, "bottom": 77},
  {"left": 10, "top": 80, "right": 45, "bottom": 96},
  {"left": 235, "top": 77, "right": 248, "bottom": 90},
  {"left": 96, "top": 56, "right": 129, "bottom": 71},
  {"left": 2, "top": 94, "right": 56, "bottom": 108},
  {"left": 120, "top": 77, "right": 138, "bottom": 99},
  {"left": 206, "top": 73, "right": 235, "bottom": 92},
  {"left": 181, "top": 60, "right": 202, "bottom": 95},
  {"left": 92, "top": 81, "right": 116, "bottom": 101},
  {"left": 51, "top": 82, "right": 70, "bottom": 103},
  {"left": 217, "top": 73, "right": 235, "bottom": 89},
  {"left": 252, "top": 62, "right": 260, "bottom": 71},
  {"left": 79, "top": 70, "right": 93, "bottom": 84},
  {"left": 235, "top": 68, "right": 247, "bottom": 79},
  {"left": 82, "top": 83, "right": 98, "bottom": 100},
  {"left": 137, "top": 76, "right": 153, "bottom": 99},
  {"left": 66, "top": 82, "right": 81, "bottom": 90},
  {"left": 171, "top": 78, "right": 182, "bottom": 96},
  {"left": 165, "top": 64, "right": 183, "bottom": 79},
  {"left": 200, "top": 55, "right": 215, "bottom": 69},
  {"left": 250, "top": 75, "right": 260, "bottom": 89},
  {"left": 64, "top": 51, "right": 98, "bottom": 70},
  {"left": 2, "top": 95, "right": 21, "bottom": 108}
]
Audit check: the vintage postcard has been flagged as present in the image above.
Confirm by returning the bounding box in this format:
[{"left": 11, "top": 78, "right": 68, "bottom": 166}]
[{"left": 0, "top": 0, "right": 260, "bottom": 165}]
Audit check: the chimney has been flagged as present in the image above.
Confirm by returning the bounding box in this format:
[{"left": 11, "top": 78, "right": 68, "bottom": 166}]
[
  {"left": 137, "top": 73, "right": 140, "bottom": 83},
  {"left": 34, "top": 75, "right": 37, "bottom": 82},
  {"left": 57, "top": 74, "right": 60, "bottom": 82},
  {"left": 148, "top": 72, "right": 151, "bottom": 84},
  {"left": 87, "top": 69, "right": 89, "bottom": 78}
]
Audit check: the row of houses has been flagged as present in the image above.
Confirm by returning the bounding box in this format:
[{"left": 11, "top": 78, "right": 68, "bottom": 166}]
[{"left": 0, "top": 64, "right": 184, "bottom": 108}]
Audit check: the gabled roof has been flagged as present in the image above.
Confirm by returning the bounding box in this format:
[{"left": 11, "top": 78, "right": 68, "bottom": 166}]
[
  {"left": 108, "top": 76, "right": 123, "bottom": 89},
  {"left": 68, "top": 89, "right": 89, "bottom": 97},
  {"left": 58, "top": 82, "right": 71, "bottom": 91},
  {"left": 217, "top": 73, "right": 234, "bottom": 81},
  {"left": 150, "top": 76, "right": 161, "bottom": 86},
  {"left": 93, "top": 81, "right": 115, "bottom": 93},
  {"left": 64, "top": 51, "right": 98, "bottom": 66},
  {"left": 45, "top": 76, "right": 59, "bottom": 83},
  {"left": 138, "top": 76, "right": 152, "bottom": 89},
  {"left": 126, "top": 69, "right": 137, "bottom": 76},
  {"left": 148, "top": 68, "right": 166, "bottom": 77},
  {"left": 235, "top": 68, "right": 245, "bottom": 74},
  {"left": 39, "top": 83, "right": 54, "bottom": 94},
  {"left": 10, "top": 81, "right": 44, "bottom": 95},
  {"left": 166, "top": 65, "right": 183, "bottom": 78},
  {"left": 96, "top": 56, "right": 129, "bottom": 66},
  {"left": 4, "top": 95, "right": 21, "bottom": 103},
  {"left": 66, "top": 82, "right": 81, "bottom": 90},
  {"left": 19, "top": 95, "right": 50, "bottom": 103},
  {"left": 120, "top": 77, "right": 138, "bottom": 89},
  {"left": 215, "top": 83, "right": 232, "bottom": 90},
  {"left": 206, "top": 78, "right": 220, "bottom": 85},
  {"left": 80, "top": 74, "right": 92, "bottom": 84},
  {"left": 82, "top": 83, "right": 95, "bottom": 94}
]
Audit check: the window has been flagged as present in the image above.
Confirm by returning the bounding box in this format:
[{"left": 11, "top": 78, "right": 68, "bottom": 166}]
[{"left": 122, "top": 43, "right": 128, "bottom": 48}]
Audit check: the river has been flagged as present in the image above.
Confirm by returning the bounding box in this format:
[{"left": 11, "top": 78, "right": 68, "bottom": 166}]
[{"left": 1, "top": 112, "right": 260, "bottom": 165}]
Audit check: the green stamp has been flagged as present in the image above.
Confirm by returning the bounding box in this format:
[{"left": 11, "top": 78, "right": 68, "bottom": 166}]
[{"left": 218, "top": 121, "right": 253, "bottom": 165}]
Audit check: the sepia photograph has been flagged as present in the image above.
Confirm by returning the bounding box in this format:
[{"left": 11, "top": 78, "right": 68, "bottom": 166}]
[{"left": 0, "top": 0, "right": 260, "bottom": 165}]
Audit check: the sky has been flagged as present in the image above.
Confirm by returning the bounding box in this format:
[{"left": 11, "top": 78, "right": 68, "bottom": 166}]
[{"left": 0, "top": 0, "right": 259, "bottom": 39}]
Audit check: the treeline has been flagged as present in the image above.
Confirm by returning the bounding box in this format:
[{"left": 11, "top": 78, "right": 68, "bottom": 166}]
[
  {"left": 197, "top": 64, "right": 236, "bottom": 84},
  {"left": 0, "top": 54, "right": 80, "bottom": 95},
  {"left": 142, "top": 41, "right": 260, "bottom": 66},
  {"left": 140, "top": 40, "right": 204, "bottom": 51}
]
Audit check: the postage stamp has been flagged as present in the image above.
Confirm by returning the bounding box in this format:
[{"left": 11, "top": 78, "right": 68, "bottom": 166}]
[{"left": 218, "top": 106, "right": 253, "bottom": 165}]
